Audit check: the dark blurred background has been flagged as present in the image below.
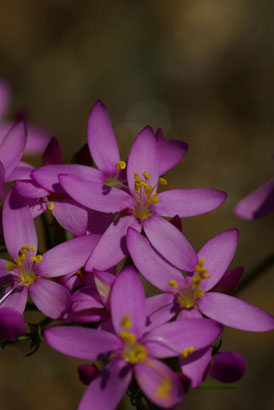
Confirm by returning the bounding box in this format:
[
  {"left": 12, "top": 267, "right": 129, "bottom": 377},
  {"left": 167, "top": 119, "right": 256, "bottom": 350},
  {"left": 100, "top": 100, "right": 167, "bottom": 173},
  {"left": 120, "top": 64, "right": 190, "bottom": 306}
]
[{"left": 0, "top": 1, "right": 274, "bottom": 409}]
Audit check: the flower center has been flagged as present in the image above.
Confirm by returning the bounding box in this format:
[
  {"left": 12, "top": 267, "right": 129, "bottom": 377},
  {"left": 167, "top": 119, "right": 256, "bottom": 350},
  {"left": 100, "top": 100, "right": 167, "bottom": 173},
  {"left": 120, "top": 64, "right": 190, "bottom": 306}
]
[
  {"left": 169, "top": 258, "right": 210, "bottom": 309},
  {"left": 105, "top": 161, "right": 127, "bottom": 188},
  {"left": 133, "top": 172, "right": 166, "bottom": 220},
  {"left": 119, "top": 313, "right": 147, "bottom": 364},
  {"left": 5, "top": 245, "right": 43, "bottom": 287}
]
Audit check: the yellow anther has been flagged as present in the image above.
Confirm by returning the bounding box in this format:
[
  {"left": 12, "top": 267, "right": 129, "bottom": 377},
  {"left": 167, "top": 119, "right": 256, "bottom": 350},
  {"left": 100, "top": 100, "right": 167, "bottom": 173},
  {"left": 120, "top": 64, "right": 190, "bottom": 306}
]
[
  {"left": 155, "top": 374, "right": 172, "bottom": 401},
  {"left": 158, "top": 177, "right": 167, "bottom": 185},
  {"left": 150, "top": 195, "right": 159, "bottom": 203},
  {"left": 30, "top": 254, "right": 43, "bottom": 263},
  {"left": 201, "top": 272, "right": 210, "bottom": 279},
  {"left": 192, "top": 276, "right": 201, "bottom": 289},
  {"left": 21, "top": 245, "right": 36, "bottom": 252},
  {"left": 123, "top": 344, "right": 147, "bottom": 363},
  {"left": 143, "top": 172, "right": 151, "bottom": 180},
  {"left": 194, "top": 289, "right": 204, "bottom": 299},
  {"left": 134, "top": 182, "right": 141, "bottom": 192},
  {"left": 145, "top": 185, "right": 153, "bottom": 195},
  {"left": 181, "top": 346, "right": 195, "bottom": 358},
  {"left": 5, "top": 262, "right": 16, "bottom": 271},
  {"left": 140, "top": 181, "right": 147, "bottom": 187},
  {"left": 169, "top": 279, "right": 178, "bottom": 288},
  {"left": 116, "top": 161, "right": 126, "bottom": 170},
  {"left": 48, "top": 202, "right": 55, "bottom": 211},
  {"left": 119, "top": 331, "right": 137, "bottom": 346},
  {"left": 14, "top": 257, "right": 23, "bottom": 267},
  {"left": 134, "top": 172, "right": 141, "bottom": 182},
  {"left": 121, "top": 313, "right": 132, "bottom": 330}
]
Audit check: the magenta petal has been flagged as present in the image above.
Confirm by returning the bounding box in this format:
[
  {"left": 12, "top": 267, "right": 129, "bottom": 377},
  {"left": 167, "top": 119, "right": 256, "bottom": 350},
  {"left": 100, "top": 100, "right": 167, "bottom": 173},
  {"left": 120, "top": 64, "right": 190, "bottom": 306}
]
[
  {"left": 180, "top": 347, "right": 211, "bottom": 388},
  {"left": 88, "top": 100, "right": 120, "bottom": 175},
  {"left": 77, "top": 363, "right": 99, "bottom": 386},
  {"left": 78, "top": 359, "right": 132, "bottom": 410},
  {"left": 177, "top": 308, "right": 202, "bottom": 320},
  {"left": 211, "top": 267, "right": 244, "bottom": 294},
  {"left": 3, "top": 187, "right": 37, "bottom": 259},
  {"left": 198, "top": 229, "right": 239, "bottom": 292},
  {"left": 146, "top": 294, "right": 177, "bottom": 332},
  {"left": 111, "top": 266, "right": 146, "bottom": 339},
  {"left": 15, "top": 180, "right": 50, "bottom": 198},
  {"left": 32, "top": 164, "right": 104, "bottom": 192},
  {"left": 24, "top": 124, "right": 51, "bottom": 155},
  {"left": 29, "top": 279, "right": 70, "bottom": 319},
  {"left": 143, "top": 319, "right": 223, "bottom": 358},
  {"left": 0, "top": 161, "right": 5, "bottom": 199},
  {"left": 0, "top": 307, "right": 26, "bottom": 341},
  {"left": 127, "top": 126, "right": 159, "bottom": 195},
  {"left": 197, "top": 292, "right": 274, "bottom": 331},
  {"left": 143, "top": 215, "right": 198, "bottom": 271},
  {"left": 135, "top": 358, "right": 184, "bottom": 409},
  {"left": 44, "top": 326, "right": 122, "bottom": 360},
  {"left": 0, "top": 285, "right": 28, "bottom": 313},
  {"left": 209, "top": 350, "right": 246, "bottom": 383},
  {"left": 6, "top": 161, "right": 34, "bottom": 182},
  {"left": 127, "top": 228, "right": 185, "bottom": 292},
  {"left": 51, "top": 197, "right": 89, "bottom": 236},
  {"left": 86, "top": 215, "right": 140, "bottom": 271},
  {"left": 0, "top": 80, "right": 10, "bottom": 118},
  {"left": 37, "top": 235, "right": 101, "bottom": 278},
  {"left": 0, "top": 120, "right": 27, "bottom": 176},
  {"left": 60, "top": 174, "right": 134, "bottom": 213},
  {"left": 234, "top": 178, "right": 274, "bottom": 220},
  {"left": 157, "top": 140, "right": 188, "bottom": 175},
  {"left": 42, "top": 136, "right": 62, "bottom": 165},
  {"left": 154, "top": 189, "right": 227, "bottom": 217}
]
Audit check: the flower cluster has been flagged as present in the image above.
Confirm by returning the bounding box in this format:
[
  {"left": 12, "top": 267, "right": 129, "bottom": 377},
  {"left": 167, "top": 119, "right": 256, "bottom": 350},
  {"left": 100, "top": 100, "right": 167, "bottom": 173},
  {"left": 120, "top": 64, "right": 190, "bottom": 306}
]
[{"left": 0, "top": 90, "right": 273, "bottom": 410}]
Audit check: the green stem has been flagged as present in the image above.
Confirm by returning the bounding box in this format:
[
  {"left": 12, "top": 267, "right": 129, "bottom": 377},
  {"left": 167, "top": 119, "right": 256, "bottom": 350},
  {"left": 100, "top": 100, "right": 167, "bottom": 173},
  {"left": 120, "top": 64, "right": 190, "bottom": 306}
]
[{"left": 234, "top": 251, "right": 274, "bottom": 295}]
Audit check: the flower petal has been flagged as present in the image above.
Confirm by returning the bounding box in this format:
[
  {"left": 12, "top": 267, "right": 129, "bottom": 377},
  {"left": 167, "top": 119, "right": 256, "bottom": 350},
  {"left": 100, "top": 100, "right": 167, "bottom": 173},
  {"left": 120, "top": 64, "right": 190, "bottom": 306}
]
[
  {"left": 44, "top": 325, "right": 122, "bottom": 360},
  {"left": 210, "top": 267, "right": 244, "bottom": 294},
  {"left": 127, "top": 126, "right": 159, "bottom": 195},
  {"left": 78, "top": 359, "right": 132, "bottom": 410},
  {"left": 37, "top": 235, "right": 101, "bottom": 278},
  {"left": 154, "top": 189, "right": 227, "bottom": 217},
  {"left": 32, "top": 164, "right": 104, "bottom": 192},
  {"left": 3, "top": 187, "right": 37, "bottom": 259},
  {"left": 135, "top": 358, "right": 184, "bottom": 409},
  {"left": 85, "top": 215, "right": 140, "bottom": 271},
  {"left": 180, "top": 347, "right": 212, "bottom": 388},
  {"left": 127, "top": 227, "right": 185, "bottom": 292},
  {"left": 0, "top": 284, "right": 28, "bottom": 313},
  {"left": 15, "top": 180, "right": 50, "bottom": 198},
  {"left": 0, "top": 307, "right": 26, "bottom": 341},
  {"left": 157, "top": 139, "right": 188, "bottom": 175},
  {"left": 197, "top": 292, "right": 274, "bottom": 331},
  {"left": 88, "top": 100, "right": 120, "bottom": 176},
  {"left": 143, "top": 215, "right": 198, "bottom": 271},
  {"left": 59, "top": 174, "right": 133, "bottom": 213},
  {"left": 29, "top": 278, "right": 70, "bottom": 319},
  {"left": 0, "top": 120, "right": 27, "bottom": 176},
  {"left": 209, "top": 350, "right": 246, "bottom": 383},
  {"left": 42, "top": 136, "right": 62, "bottom": 165},
  {"left": 111, "top": 266, "right": 146, "bottom": 339},
  {"left": 234, "top": 178, "right": 274, "bottom": 220},
  {"left": 0, "top": 80, "right": 10, "bottom": 119},
  {"left": 143, "top": 319, "right": 223, "bottom": 358},
  {"left": 51, "top": 197, "right": 89, "bottom": 236},
  {"left": 197, "top": 229, "right": 239, "bottom": 292},
  {"left": 146, "top": 293, "right": 177, "bottom": 332}
]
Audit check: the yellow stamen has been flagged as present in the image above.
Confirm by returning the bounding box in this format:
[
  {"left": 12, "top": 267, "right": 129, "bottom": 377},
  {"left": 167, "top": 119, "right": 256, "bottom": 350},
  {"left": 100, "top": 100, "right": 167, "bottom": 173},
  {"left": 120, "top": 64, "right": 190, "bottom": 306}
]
[
  {"left": 134, "top": 172, "right": 141, "bottom": 182},
  {"left": 116, "top": 161, "right": 126, "bottom": 170},
  {"left": 48, "top": 202, "right": 55, "bottom": 211},
  {"left": 123, "top": 344, "right": 147, "bottom": 363},
  {"left": 169, "top": 279, "right": 178, "bottom": 288},
  {"left": 121, "top": 313, "right": 132, "bottom": 330},
  {"left": 158, "top": 177, "right": 167, "bottom": 185},
  {"left": 30, "top": 254, "right": 43, "bottom": 263},
  {"left": 119, "top": 331, "right": 137, "bottom": 346},
  {"left": 143, "top": 172, "right": 150, "bottom": 180},
  {"left": 181, "top": 346, "right": 195, "bottom": 358},
  {"left": 5, "top": 262, "right": 16, "bottom": 271},
  {"left": 150, "top": 195, "right": 159, "bottom": 203}
]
